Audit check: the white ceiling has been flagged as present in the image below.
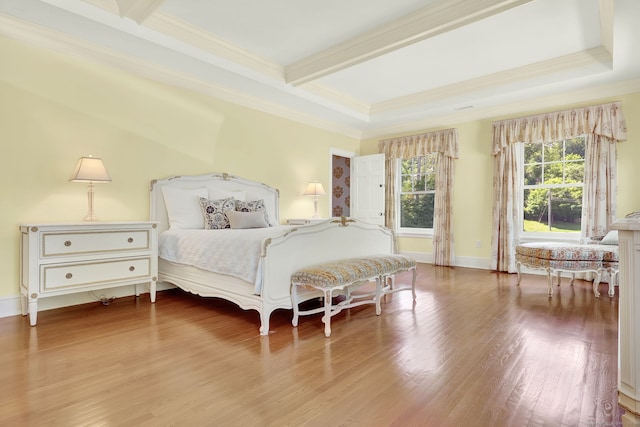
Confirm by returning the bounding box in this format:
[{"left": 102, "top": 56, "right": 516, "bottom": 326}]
[{"left": 1, "top": 0, "right": 639, "bottom": 138}]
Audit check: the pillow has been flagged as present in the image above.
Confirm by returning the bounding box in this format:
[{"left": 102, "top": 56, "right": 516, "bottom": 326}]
[
  {"left": 600, "top": 230, "right": 618, "bottom": 245},
  {"left": 235, "top": 199, "right": 271, "bottom": 226},
  {"left": 208, "top": 188, "right": 246, "bottom": 202},
  {"left": 227, "top": 210, "right": 269, "bottom": 229},
  {"left": 161, "top": 187, "right": 208, "bottom": 229},
  {"left": 199, "top": 197, "right": 236, "bottom": 229}
]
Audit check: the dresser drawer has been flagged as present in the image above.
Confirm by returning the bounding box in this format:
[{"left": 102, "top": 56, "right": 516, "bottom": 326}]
[
  {"left": 42, "top": 257, "right": 151, "bottom": 291},
  {"left": 42, "top": 229, "right": 150, "bottom": 257}
]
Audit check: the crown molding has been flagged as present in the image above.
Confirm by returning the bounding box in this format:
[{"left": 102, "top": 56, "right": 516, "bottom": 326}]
[
  {"left": 371, "top": 46, "right": 613, "bottom": 115},
  {"left": 363, "top": 77, "right": 640, "bottom": 140},
  {"left": 83, "top": 0, "right": 284, "bottom": 81},
  {"left": 371, "top": 1, "right": 614, "bottom": 116},
  {"left": 284, "top": 0, "right": 533, "bottom": 86},
  {"left": 75, "top": 1, "right": 370, "bottom": 122},
  {"left": 0, "top": 14, "right": 363, "bottom": 139}
]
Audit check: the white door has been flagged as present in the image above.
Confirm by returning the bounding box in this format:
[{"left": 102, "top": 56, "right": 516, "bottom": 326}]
[{"left": 351, "top": 153, "right": 385, "bottom": 225}]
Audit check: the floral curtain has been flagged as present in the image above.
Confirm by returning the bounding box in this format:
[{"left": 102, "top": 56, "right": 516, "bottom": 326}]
[
  {"left": 490, "top": 101, "right": 627, "bottom": 272},
  {"left": 379, "top": 128, "right": 459, "bottom": 266}
]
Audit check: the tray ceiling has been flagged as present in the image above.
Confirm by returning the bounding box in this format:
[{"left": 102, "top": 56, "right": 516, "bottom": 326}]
[{"left": 1, "top": 0, "right": 639, "bottom": 138}]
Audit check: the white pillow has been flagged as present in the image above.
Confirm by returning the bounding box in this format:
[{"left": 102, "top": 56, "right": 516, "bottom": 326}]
[
  {"left": 227, "top": 210, "right": 268, "bottom": 229},
  {"left": 600, "top": 230, "right": 618, "bottom": 245},
  {"left": 207, "top": 187, "right": 246, "bottom": 201},
  {"left": 161, "top": 186, "right": 208, "bottom": 229}
]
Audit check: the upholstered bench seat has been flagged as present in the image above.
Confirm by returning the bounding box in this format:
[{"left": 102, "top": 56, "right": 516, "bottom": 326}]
[
  {"left": 291, "top": 254, "right": 417, "bottom": 337},
  {"left": 515, "top": 242, "right": 618, "bottom": 298}
]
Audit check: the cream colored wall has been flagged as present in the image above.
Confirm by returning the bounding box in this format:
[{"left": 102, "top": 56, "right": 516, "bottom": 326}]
[
  {"left": 2, "top": 36, "right": 638, "bottom": 299},
  {"left": 0, "top": 37, "right": 359, "bottom": 298},
  {"left": 361, "top": 92, "right": 640, "bottom": 263}
]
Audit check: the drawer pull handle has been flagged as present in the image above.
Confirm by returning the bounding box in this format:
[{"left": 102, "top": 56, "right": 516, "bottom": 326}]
[
  {"left": 129, "top": 266, "right": 135, "bottom": 272},
  {"left": 64, "top": 240, "right": 72, "bottom": 247},
  {"left": 128, "top": 237, "right": 134, "bottom": 243},
  {"left": 65, "top": 273, "right": 73, "bottom": 279}
]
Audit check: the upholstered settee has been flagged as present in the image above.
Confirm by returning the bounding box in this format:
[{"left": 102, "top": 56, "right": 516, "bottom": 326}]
[{"left": 515, "top": 231, "right": 619, "bottom": 298}]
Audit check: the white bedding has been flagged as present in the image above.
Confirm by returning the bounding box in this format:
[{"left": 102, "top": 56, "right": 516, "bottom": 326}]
[{"left": 159, "top": 226, "right": 290, "bottom": 293}]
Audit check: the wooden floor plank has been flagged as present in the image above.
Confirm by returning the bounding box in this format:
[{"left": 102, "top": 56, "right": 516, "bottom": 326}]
[{"left": 0, "top": 264, "right": 624, "bottom": 426}]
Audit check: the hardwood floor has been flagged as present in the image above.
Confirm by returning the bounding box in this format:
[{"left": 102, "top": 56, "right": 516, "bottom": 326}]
[{"left": 0, "top": 265, "right": 622, "bottom": 426}]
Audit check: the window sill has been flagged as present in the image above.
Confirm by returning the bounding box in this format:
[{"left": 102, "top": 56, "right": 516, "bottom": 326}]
[{"left": 397, "top": 230, "right": 433, "bottom": 239}]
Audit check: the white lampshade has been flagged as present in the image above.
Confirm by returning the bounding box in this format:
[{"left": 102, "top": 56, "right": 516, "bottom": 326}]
[
  {"left": 69, "top": 156, "right": 112, "bottom": 182},
  {"left": 303, "top": 181, "right": 326, "bottom": 197},
  {"left": 70, "top": 156, "right": 111, "bottom": 221},
  {"left": 303, "top": 181, "right": 325, "bottom": 218}
]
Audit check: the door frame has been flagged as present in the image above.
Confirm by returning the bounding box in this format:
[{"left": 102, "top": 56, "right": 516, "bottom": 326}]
[{"left": 329, "top": 148, "right": 356, "bottom": 217}]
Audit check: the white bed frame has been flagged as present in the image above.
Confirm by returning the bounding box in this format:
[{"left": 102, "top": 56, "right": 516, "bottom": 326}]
[{"left": 150, "top": 173, "right": 397, "bottom": 335}]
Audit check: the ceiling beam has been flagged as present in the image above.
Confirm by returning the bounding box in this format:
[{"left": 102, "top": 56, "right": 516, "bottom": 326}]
[
  {"left": 285, "top": 0, "right": 534, "bottom": 86},
  {"left": 115, "top": 0, "right": 164, "bottom": 24}
]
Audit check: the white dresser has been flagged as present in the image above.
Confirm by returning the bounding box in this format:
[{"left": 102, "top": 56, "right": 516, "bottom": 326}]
[
  {"left": 612, "top": 217, "right": 640, "bottom": 425},
  {"left": 19, "top": 221, "right": 158, "bottom": 325}
]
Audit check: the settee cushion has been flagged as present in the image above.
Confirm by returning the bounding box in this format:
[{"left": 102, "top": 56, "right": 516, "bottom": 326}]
[{"left": 515, "top": 242, "right": 617, "bottom": 261}]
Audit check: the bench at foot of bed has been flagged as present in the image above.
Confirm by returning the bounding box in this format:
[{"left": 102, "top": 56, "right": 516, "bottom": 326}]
[{"left": 291, "top": 254, "right": 417, "bottom": 337}]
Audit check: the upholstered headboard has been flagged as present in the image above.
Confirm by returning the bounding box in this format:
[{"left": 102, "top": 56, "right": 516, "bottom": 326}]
[{"left": 150, "top": 173, "right": 280, "bottom": 234}]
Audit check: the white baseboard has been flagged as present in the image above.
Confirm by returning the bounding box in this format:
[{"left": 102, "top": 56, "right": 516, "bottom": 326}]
[
  {"left": 400, "top": 251, "right": 491, "bottom": 270},
  {"left": 0, "top": 283, "right": 175, "bottom": 320}
]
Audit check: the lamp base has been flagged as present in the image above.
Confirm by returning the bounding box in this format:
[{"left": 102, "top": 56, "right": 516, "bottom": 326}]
[{"left": 83, "top": 182, "right": 99, "bottom": 222}]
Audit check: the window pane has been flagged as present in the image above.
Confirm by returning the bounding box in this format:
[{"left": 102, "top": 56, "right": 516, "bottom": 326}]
[
  {"left": 524, "top": 143, "right": 542, "bottom": 164},
  {"left": 523, "top": 187, "right": 582, "bottom": 232},
  {"left": 565, "top": 138, "right": 585, "bottom": 159},
  {"left": 543, "top": 142, "right": 561, "bottom": 162},
  {"left": 400, "top": 193, "right": 434, "bottom": 229},
  {"left": 544, "top": 161, "right": 563, "bottom": 184},
  {"left": 524, "top": 164, "right": 541, "bottom": 185},
  {"left": 565, "top": 160, "right": 584, "bottom": 183},
  {"left": 425, "top": 172, "right": 435, "bottom": 191},
  {"left": 522, "top": 136, "right": 585, "bottom": 234}
]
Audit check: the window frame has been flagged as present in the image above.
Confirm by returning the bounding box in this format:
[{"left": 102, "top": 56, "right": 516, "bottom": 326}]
[
  {"left": 520, "top": 136, "right": 586, "bottom": 243},
  {"left": 395, "top": 155, "right": 437, "bottom": 238}
]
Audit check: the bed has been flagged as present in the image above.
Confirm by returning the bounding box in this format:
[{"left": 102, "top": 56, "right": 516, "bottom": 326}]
[{"left": 149, "top": 173, "right": 397, "bottom": 335}]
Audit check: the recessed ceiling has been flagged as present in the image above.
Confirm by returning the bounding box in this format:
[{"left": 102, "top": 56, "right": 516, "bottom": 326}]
[{"left": 1, "top": 0, "right": 639, "bottom": 138}]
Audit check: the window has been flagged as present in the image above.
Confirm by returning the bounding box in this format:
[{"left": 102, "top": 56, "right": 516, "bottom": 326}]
[
  {"left": 522, "top": 136, "right": 585, "bottom": 234},
  {"left": 398, "top": 154, "right": 437, "bottom": 233}
]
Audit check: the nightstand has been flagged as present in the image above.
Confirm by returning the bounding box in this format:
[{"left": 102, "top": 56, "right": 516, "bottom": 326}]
[
  {"left": 19, "top": 221, "right": 158, "bottom": 325},
  {"left": 286, "top": 218, "right": 329, "bottom": 225}
]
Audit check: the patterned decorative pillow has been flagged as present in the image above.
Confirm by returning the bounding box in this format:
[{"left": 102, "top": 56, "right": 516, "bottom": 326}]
[
  {"left": 199, "top": 197, "right": 236, "bottom": 229},
  {"left": 235, "top": 199, "right": 271, "bottom": 226}
]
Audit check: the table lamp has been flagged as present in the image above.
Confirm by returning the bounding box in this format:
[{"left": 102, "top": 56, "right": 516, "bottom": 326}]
[
  {"left": 70, "top": 156, "right": 112, "bottom": 221},
  {"left": 303, "top": 181, "right": 326, "bottom": 218}
]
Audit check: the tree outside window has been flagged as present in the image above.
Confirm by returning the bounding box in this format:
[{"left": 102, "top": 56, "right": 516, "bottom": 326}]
[
  {"left": 523, "top": 137, "right": 585, "bottom": 233},
  {"left": 399, "top": 154, "right": 437, "bottom": 230}
]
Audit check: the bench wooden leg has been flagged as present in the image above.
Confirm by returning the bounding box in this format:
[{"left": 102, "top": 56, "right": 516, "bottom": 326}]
[
  {"left": 546, "top": 268, "right": 553, "bottom": 297},
  {"left": 516, "top": 262, "right": 522, "bottom": 286},
  {"left": 609, "top": 270, "right": 618, "bottom": 297},
  {"left": 322, "top": 288, "right": 333, "bottom": 337},
  {"left": 382, "top": 266, "right": 418, "bottom": 299},
  {"left": 592, "top": 269, "right": 602, "bottom": 298},
  {"left": 375, "top": 277, "right": 382, "bottom": 315},
  {"left": 291, "top": 283, "right": 301, "bottom": 327}
]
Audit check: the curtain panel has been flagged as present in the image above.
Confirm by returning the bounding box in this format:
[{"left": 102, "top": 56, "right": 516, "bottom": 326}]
[
  {"left": 379, "top": 128, "right": 459, "bottom": 266},
  {"left": 490, "top": 101, "right": 627, "bottom": 272}
]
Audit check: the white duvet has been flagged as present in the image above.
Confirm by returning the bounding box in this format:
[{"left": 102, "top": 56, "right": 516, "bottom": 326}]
[{"left": 159, "top": 226, "right": 290, "bottom": 293}]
